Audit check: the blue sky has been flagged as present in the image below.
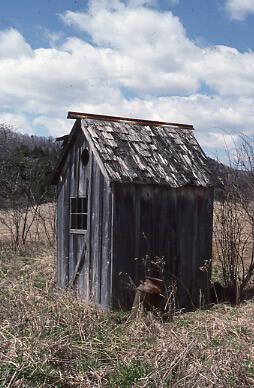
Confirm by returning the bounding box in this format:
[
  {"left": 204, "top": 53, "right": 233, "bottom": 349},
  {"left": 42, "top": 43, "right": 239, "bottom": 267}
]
[{"left": 0, "top": 0, "right": 254, "bottom": 157}]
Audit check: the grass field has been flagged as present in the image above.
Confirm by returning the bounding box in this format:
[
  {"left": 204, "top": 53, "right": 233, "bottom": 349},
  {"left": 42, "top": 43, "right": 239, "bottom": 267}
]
[
  {"left": 0, "top": 247, "right": 254, "bottom": 387},
  {"left": 0, "top": 201, "right": 253, "bottom": 386}
]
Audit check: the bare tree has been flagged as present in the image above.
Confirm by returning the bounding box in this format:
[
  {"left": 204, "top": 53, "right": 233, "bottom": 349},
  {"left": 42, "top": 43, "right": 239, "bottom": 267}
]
[{"left": 214, "top": 134, "right": 254, "bottom": 303}]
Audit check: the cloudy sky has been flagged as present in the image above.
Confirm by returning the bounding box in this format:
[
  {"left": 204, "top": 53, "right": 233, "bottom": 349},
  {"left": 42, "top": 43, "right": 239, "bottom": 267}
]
[{"left": 0, "top": 0, "right": 254, "bottom": 157}]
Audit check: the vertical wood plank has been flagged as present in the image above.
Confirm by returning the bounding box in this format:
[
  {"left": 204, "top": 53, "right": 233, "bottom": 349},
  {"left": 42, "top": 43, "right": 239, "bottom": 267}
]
[
  {"left": 101, "top": 181, "right": 113, "bottom": 308},
  {"left": 111, "top": 184, "right": 213, "bottom": 310}
]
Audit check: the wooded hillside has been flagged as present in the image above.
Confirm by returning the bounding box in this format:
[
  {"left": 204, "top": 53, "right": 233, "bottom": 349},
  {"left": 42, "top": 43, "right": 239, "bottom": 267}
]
[{"left": 0, "top": 124, "right": 60, "bottom": 209}]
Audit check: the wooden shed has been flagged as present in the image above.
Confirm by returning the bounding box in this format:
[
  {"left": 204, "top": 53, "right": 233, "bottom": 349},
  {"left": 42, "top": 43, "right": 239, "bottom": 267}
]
[{"left": 52, "top": 112, "right": 213, "bottom": 309}]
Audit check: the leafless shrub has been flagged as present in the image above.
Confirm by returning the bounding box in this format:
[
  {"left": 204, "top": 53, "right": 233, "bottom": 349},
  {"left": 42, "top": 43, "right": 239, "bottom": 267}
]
[
  {"left": 0, "top": 202, "right": 56, "bottom": 251},
  {"left": 33, "top": 202, "right": 56, "bottom": 246},
  {"left": 214, "top": 134, "right": 254, "bottom": 302}
]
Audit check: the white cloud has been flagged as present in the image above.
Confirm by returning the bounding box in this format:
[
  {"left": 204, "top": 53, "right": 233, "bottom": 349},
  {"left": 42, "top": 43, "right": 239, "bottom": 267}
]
[
  {"left": 42, "top": 29, "right": 65, "bottom": 46},
  {"left": 27, "top": 94, "right": 253, "bottom": 151},
  {"left": 33, "top": 116, "right": 70, "bottom": 137},
  {"left": 0, "top": 1, "right": 253, "bottom": 154},
  {"left": 62, "top": 3, "right": 254, "bottom": 98},
  {"left": 192, "top": 45, "right": 254, "bottom": 97},
  {"left": 197, "top": 132, "right": 238, "bottom": 151},
  {"left": 127, "top": 0, "right": 156, "bottom": 6},
  {"left": 0, "top": 29, "right": 32, "bottom": 59},
  {"left": 0, "top": 113, "right": 33, "bottom": 134},
  {"left": 224, "top": 0, "right": 254, "bottom": 20}
]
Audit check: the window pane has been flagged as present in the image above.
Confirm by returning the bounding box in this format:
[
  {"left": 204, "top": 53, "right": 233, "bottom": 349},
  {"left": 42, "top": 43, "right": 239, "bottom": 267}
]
[
  {"left": 71, "top": 198, "right": 77, "bottom": 213},
  {"left": 83, "top": 197, "right": 88, "bottom": 213},
  {"left": 77, "top": 214, "right": 82, "bottom": 229},
  {"left": 81, "top": 214, "right": 88, "bottom": 230},
  {"left": 77, "top": 198, "right": 83, "bottom": 213},
  {"left": 71, "top": 214, "right": 77, "bottom": 229}
]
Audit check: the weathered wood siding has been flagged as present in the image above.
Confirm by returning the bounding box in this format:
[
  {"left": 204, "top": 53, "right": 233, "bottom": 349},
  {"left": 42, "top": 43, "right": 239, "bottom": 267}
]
[
  {"left": 56, "top": 152, "right": 71, "bottom": 289},
  {"left": 88, "top": 153, "right": 113, "bottom": 307},
  {"left": 56, "top": 126, "right": 113, "bottom": 307},
  {"left": 112, "top": 184, "right": 213, "bottom": 309}
]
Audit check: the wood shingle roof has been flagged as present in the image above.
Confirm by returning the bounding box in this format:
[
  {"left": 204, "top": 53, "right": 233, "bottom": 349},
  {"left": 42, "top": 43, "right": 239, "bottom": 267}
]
[{"left": 80, "top": 117, "right": 211, "bottom": 187}]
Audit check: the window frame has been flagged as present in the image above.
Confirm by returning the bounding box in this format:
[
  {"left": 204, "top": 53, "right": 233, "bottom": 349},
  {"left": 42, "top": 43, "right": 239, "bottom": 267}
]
[{"left": 69, "top": 196, "right": 88, "bottom": 234}]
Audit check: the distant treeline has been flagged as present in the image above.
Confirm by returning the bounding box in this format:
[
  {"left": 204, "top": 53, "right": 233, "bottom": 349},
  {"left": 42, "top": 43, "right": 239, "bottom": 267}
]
[{"left": 0, "top": 124, "right": 61, "bottom": 209}]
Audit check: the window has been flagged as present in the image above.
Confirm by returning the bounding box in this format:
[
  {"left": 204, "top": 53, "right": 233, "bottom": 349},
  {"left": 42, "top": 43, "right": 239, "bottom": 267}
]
[{"left": 70, "top": 197, "right": 88, "bottom": 231}]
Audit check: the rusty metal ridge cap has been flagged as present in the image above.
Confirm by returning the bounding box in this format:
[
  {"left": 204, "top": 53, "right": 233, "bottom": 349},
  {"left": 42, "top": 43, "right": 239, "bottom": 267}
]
[{"left": 67, "top": 111, "right": 194, "bottom": 130}]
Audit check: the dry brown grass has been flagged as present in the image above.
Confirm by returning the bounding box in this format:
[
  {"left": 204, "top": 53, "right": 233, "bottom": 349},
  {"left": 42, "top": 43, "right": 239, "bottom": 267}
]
[{"left": 0, "top": 248, "right": 254, "bottom": 387}]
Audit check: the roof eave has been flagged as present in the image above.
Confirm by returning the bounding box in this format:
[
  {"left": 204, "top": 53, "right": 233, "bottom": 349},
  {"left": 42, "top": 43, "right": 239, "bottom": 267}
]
[{"left": 80, "top": 120, "right": 112, "bottom": 184}]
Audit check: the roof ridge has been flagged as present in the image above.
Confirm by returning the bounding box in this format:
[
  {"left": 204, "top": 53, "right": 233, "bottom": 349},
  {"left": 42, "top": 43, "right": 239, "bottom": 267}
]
[{"left": 67, "top": 111, "right": 194, "bottom": 130}]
